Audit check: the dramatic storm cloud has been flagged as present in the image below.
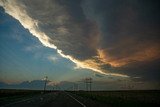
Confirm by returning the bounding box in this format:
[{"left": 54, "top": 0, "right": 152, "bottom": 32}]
[
  {"left": 1, "top": 0, "right": 160, "bottom": 80},
  {"left": 83, "top": 0, "right": 160, "bottom": 67}
]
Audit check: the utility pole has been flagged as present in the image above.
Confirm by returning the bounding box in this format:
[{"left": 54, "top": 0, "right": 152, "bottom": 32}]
[
  {"left": 85, "top": 78, "right": 92, "bottom": 91},
  {"left": 77, "top": 84, "right": 79, "bottom": 91},
  {"left": 73, "top": 83, "right": 78, "bottom": 91},
  {"left": 43, "top": 76, "right": 48, "bottom": 93},
  {"left": 85, "top": 78, "right": 88, "bottom": 91},
  {"left": 89, "top": 78, "right": 92, "bottom": 91},
  {"left": 73, "top": 83, "right": 75, "bottom": 91}
]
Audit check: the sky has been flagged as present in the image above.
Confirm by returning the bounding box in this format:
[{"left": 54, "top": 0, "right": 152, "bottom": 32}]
[
  {"left": 0, "top": 0, "right": 160, "bottom": 90},
  {"left": 0, "top": 6, "right": 93, "bottom": 83}
]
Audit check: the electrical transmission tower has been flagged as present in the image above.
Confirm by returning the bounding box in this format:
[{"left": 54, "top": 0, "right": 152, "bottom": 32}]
[
  {"left": 85, "top": 78, "right": 92, "bottom": 91},
  {"left": 73, "top": 83, "right": 79, "bottom": 91},
  {"left": 43, "top": 76, "right": 48, "bottom": 93}
]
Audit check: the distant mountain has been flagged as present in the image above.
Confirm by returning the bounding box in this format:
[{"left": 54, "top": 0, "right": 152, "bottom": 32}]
[
  {"left": 1, "top": 80, "right": 149, "bottom": 90},
  {"left": 0, "top": 80, "right": 53, "bottom": 90},
  {"left": 0, "top": 80, "right": 85, "bottom": 90}
]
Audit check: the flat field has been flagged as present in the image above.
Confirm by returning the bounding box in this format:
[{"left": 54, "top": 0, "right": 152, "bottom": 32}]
[
  {"left": 72, "top": 90, "right": 160, "bottom": 107},
  {"left": 0, "top": 89, "right": 160, "bottom": 107}
]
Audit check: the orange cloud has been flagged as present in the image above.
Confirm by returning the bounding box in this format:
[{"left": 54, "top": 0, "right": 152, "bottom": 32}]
[{"left": 97, "top": 44, "right": 160, "bottom": 67}]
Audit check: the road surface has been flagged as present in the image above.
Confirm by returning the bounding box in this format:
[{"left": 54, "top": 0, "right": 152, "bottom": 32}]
[{"left": 0, "top": 91, "right": 108, "bottom": 107}]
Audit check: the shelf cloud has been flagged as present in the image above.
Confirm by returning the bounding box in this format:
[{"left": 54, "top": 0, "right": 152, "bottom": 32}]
[{"left": 1, "top": 0, "right": 160, "bottom": 80}]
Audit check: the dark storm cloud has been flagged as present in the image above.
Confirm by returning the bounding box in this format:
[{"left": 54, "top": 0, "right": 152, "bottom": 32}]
[
  {"left": 21, "top": 0, "right": 99, "bottom": 60},
  {"left": 83, "top": 0, "right": 160, "bottom": 62},
  {"left": 115, "top": 59, "right": 160, "bottom": 81},
  {"left": 1, "top": 0, "right": 160, "bottom": 80},
  {"left": 82, "top": 0, "right": 160, "bottom": 80}
]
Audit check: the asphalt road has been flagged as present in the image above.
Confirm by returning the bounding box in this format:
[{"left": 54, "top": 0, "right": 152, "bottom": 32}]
[{"left": 0, "top": 91, "right": 108, "bottom": 107}]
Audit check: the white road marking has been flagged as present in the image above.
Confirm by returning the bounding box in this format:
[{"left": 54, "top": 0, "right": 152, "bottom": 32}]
[{"left": 64, "top": 91, "right": 86, "bottom": 107}]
